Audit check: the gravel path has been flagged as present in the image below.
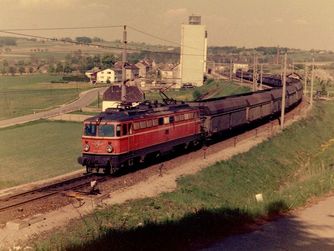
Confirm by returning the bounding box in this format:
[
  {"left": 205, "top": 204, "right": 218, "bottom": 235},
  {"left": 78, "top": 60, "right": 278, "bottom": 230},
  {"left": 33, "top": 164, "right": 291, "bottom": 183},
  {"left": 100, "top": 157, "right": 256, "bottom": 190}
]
[
  {"left": 203, "top": 195, "right": 334, "bottom": 251},
  {"left": 0, "top": 87, "right": 107, "bottom": 128}
]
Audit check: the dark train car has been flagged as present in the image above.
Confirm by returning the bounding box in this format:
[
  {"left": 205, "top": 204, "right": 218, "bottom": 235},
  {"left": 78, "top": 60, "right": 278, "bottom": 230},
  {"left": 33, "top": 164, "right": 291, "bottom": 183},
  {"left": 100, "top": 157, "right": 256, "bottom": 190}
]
[
  {"left": 286, "top": 85, "right": 297, "bottom": 107},
  {"left": 246, "top": 91, "right": 273, "bottom": 122},
  {"left": 270, "top": 88, "right": 283, "bottom": 113},
  {"left": 189, "top": 95, "right": 248, "bottom": 135}
]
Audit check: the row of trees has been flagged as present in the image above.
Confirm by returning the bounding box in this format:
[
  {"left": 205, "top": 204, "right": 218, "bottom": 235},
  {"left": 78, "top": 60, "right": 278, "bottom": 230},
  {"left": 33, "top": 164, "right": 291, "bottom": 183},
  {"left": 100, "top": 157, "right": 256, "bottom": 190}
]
[{"left": 1, "top": 66, "right": 34, "bottom": 76}]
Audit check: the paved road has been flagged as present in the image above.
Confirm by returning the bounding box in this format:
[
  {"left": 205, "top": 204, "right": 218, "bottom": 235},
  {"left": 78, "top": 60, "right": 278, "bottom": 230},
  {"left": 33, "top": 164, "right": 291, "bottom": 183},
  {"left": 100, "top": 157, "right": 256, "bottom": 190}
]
[
  {"left": 202, "top": 196, "right": 334, "bottom": 251},
  {"left": 0, "top": 87, "right": 107, "bottom": 128}
]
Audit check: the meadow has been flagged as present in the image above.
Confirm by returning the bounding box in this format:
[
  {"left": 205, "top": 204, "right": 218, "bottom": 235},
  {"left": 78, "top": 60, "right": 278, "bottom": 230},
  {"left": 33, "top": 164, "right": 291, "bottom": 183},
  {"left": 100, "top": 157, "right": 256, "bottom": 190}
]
[
  {"left": 0, "top": 74, "right": 92, "bottom": 120},
  {"left": 0, "top": 120, "right": 82, "bottom": 189}
]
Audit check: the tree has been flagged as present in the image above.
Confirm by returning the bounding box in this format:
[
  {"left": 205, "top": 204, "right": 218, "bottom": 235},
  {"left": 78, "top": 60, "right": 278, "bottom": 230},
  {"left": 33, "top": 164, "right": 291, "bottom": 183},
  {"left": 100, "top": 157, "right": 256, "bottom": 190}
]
[
  {"left": 1, "top": 67, "right": 6, "bottom": 75},
  {"left": 18, "top": 66, "right": 25, "bottom": 75},
  {"left": 3, "top": 59, "right": 8, "bottom": 67},
  {"left": 102, "top": 55, "right": 116, "bottom": 68},
  {"left": 64, "top": 64, "right": 73, "bottom": 74},
  {"left": 9, "top": 66, "right": 16, "bottom": 76},
  {"left": 28, "top": 67, "right": 34, "bottom": 74},
  {"left": 48, "top": 65, "right": 55, "bottom": 73},
  {"left": 75, "top": 36, "right": 92, "bottom": 44},
  {"left": 55, "top": 62, "right": 64, "bottom": 73}
]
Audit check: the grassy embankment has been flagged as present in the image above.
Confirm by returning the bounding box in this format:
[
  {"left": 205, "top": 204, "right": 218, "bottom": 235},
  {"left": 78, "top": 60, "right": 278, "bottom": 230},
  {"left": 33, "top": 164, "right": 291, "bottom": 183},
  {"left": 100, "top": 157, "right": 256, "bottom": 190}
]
[
  {"left": 145, "top": 79, "right": 250, "bottom": 101},
  {"left": 0, "top": 120, "right": 82, "bottom": 189},
  {"left": 35, "top": 101, "right": 334, "bottom": 250},
  {"left": 0, "top": 74, "right": 92, "bottom": 120}
]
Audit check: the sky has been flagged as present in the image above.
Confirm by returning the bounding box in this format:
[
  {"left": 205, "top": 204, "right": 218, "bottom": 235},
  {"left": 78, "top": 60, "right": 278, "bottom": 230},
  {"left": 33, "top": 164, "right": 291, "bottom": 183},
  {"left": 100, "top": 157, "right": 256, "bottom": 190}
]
[{"left": 0, "top": 0, "right": 334, "bottom": 51}]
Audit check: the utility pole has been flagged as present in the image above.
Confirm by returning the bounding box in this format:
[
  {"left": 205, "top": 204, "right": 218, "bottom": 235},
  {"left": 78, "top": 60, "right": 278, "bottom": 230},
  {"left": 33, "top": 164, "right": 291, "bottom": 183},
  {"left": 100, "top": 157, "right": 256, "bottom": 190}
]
[
  {"left": 121, "top": 25, "right": 127, "bottom": 103},
  {"left": 241, "top": 70, "right": 243, "bottom": 83},
  {"left": 304, "top": 63, "right": 307, "bottom": 96},
  {"left": 260, "top": 63, "right": 263, "bottom": 90},
  {"left": 253, "top": 54, "right": 257, "bottom": 91},
  {"left": 280, "top": 53, "right": 287, "bottom": 130},
  {"left": 310, "top": 58, "right": 315, "bottom": 106},
  {"left": 229, "top": 58, "right": 233, "bottom": 80}
]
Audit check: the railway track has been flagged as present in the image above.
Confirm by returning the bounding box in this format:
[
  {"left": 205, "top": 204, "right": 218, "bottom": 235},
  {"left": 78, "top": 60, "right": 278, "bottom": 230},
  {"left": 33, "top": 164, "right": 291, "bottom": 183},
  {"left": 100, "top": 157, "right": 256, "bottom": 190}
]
[{"left": 0, "top": 173, "right": 107, "bottom": 213}]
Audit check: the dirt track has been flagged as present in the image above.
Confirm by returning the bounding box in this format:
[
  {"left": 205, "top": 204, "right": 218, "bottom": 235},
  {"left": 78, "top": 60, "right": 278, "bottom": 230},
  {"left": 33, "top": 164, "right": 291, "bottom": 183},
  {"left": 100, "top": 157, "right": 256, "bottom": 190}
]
[{"left": 203, "top": 194, "right": 334, "bottom": 251}]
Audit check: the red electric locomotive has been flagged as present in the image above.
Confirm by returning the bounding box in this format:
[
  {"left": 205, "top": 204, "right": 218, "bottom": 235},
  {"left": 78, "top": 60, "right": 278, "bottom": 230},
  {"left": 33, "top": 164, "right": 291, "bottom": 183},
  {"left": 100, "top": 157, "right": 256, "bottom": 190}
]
[{"left": 78, "top": 102, "right": 202, "bottom": 173}]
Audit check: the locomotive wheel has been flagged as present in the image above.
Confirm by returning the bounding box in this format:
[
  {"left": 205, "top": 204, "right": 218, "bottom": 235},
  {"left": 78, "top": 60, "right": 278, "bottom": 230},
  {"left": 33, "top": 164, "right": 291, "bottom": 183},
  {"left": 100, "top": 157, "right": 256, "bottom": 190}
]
[
  {"left": 103, "top": 166, "right": 111, "bottom": 175},
  {"left": 86, "top": 166, "right": 93, "bottom": 174}
]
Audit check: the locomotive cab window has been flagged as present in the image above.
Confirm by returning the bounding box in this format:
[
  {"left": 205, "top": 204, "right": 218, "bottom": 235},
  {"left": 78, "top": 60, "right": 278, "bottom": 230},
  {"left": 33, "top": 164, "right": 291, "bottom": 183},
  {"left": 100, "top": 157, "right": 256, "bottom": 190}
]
[
  {"left": 163, "top": 117, "right": 169, "bottom": 124},
  {"left": 84, "top": 124, "right": 97, "bottom": 136},
  {"left": 158, "top": 117, "right": 164, "bottom": 125},
  {"left": 169, "top": 116, "right": 174, "bottom": 123},
  {"left": 122, "top": 124, "right": 128, "bottom": 136},
  {"left": 98, "top": 124, "right": 115, "bottom": 137},
  {"left": 116, "top": 125, "right": 121, "bottom": 137},
  {"left": 128, "top": 123, "right": 133, "bottom": 134}
]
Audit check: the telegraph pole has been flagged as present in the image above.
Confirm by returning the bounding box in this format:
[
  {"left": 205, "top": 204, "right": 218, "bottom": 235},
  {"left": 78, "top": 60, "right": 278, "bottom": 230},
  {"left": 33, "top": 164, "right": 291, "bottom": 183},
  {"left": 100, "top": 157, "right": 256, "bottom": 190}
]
[
  {"left": 280, "top": 53, "right": 287, "bottom": 130},
  {"left": 253, "top": 54, "right": 257, "bottom": 91},
  {"left": 121, "top": 25, "right": 127, "bottom": 103},
  {"left": 304, "top": 63, "right": 307, "bottom": 96},
  {"left": 260, "top": 63, "right": 263, "bottom": 90},
  {"left": 229, "top": 58, "right": 233, "bottom": 80},
  {"left": 310, "top": 58, "right": 315, "bottom": 106}
]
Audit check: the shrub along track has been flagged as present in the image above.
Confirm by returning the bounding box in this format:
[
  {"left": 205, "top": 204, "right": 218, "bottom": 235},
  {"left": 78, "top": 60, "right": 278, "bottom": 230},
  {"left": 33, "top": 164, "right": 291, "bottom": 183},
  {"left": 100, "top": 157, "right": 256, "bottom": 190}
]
[{"left": 0, "top": 100, "right": 308, "bottom": 228}]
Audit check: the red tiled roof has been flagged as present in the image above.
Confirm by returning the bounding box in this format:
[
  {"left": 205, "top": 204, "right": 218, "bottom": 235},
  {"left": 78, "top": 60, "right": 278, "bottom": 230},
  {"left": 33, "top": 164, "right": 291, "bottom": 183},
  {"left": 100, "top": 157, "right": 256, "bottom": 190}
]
[{"left": 103, "top": 85, "right": 144, "bottom": 102}]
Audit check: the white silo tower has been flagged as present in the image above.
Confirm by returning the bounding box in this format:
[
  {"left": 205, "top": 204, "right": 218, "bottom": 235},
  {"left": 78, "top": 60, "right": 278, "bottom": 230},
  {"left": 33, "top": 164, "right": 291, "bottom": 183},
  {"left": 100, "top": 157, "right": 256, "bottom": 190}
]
[{"left": 180, "top": 15, "right": 207, "bottom": 87}]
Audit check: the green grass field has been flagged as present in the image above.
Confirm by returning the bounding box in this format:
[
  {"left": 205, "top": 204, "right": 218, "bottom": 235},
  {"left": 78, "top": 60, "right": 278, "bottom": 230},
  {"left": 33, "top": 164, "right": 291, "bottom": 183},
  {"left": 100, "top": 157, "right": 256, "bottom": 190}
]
[
  {"left": 35, "top": 100, "right": 334, "bottom": 250},
  {"left": 145, "top": 79, "right": 251, "bottom": 101},
  {"left": 0, "top": 120, "right": 82, "bottom": 189},
  {"left": 0, "top": 74, "right": 92, "bottom": 120}
]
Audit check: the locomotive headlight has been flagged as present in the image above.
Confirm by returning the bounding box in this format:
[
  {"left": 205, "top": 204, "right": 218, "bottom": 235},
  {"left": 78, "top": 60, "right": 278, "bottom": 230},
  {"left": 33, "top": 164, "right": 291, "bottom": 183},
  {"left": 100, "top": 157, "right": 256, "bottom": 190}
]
[
  {"left": 106, "top": 144, "right": 113, "bottom": 153},
  {"left": 84, "top": 144, "right": 90, "bottom": 152}
]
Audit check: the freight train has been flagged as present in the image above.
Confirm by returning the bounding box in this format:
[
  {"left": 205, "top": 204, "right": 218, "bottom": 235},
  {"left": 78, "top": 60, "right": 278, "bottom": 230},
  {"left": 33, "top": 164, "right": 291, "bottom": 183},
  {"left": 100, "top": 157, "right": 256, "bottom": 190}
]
[{"left": 78, "top": 75, "right": 303, "bottom": 174}]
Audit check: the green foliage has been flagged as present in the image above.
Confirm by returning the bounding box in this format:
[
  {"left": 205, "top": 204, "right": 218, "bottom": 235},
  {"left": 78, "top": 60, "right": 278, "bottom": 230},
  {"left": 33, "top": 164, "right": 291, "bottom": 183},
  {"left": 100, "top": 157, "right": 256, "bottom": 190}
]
[
  {"left": 75, "top": 36, "right": 92, "bottom": 44},
  {"left": 192, "top": 89, "right": 201, "bottom": 100}
]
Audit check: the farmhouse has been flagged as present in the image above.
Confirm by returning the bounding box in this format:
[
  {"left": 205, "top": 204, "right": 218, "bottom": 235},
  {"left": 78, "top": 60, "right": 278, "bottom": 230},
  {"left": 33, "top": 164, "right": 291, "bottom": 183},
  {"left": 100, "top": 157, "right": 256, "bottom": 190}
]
[
  {"left": 85, "top": 68, "right": 115, "bottom": 84},
  {"left": 102, "top": 85, "right": 144, "bottom": 111}
]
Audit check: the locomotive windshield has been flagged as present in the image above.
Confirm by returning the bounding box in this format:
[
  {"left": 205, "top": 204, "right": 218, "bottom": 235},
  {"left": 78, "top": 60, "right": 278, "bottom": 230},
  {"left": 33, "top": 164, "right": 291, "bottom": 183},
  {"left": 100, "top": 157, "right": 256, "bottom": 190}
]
[
  {"left": 98, "top": 124, "right": 115, "bottom": 137},
  {"left": 84, "top": 124, "right": 97, "bottom": 136}
]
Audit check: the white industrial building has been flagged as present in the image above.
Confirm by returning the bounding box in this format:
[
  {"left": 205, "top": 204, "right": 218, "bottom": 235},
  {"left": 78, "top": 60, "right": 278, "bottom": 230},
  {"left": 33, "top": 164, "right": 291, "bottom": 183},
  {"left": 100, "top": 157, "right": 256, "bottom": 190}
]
[{"left": 180, "top": 15, "right": 207, "bottom": 87}]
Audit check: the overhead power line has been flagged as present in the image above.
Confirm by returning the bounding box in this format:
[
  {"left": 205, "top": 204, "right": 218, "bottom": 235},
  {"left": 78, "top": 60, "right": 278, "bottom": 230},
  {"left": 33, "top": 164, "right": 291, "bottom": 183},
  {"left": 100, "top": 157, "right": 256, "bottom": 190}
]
[
  {"left": 0, "top": 25, "right": 123, "bottom": 31},
  {"left": 0, "top": 29, "right": 206, "bottom": 57},
  {"left": 128, "top": 25, "right": 203, "bottom": 51}
]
